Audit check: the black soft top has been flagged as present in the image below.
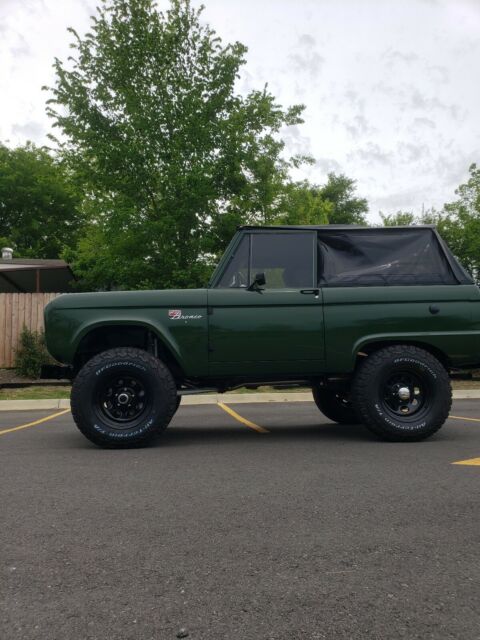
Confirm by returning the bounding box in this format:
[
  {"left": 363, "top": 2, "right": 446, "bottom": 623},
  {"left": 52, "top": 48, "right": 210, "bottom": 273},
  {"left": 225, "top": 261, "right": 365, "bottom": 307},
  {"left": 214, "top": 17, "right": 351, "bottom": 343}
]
[
  {"left": 238, "top": 225, "right": 473, "bottom": 286},
  {"left": 239, "top": 224, "right": 436, "bottom": 231}
]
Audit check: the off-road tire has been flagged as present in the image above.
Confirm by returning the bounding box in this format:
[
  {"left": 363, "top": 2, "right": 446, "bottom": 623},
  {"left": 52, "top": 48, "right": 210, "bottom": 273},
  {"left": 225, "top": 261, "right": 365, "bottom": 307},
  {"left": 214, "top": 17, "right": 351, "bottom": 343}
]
[
  {"left": 71, "top": 347, "right": 177, "bottom": 448},
  {"left": 352, "top": 345, "right": 451, "bottom": 441},
  {"left": 312, "top": 386, "right": 360, "bottom": 424}
]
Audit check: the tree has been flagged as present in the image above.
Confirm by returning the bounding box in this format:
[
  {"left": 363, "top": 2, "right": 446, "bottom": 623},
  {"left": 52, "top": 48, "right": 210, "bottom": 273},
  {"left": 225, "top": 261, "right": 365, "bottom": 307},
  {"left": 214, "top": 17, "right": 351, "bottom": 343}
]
[
  {"left": 432, "top": 164, "right": 480, "bottom": 279},
  {"left": 379, "top": 164, "right": 480, "bottom": 280},
  {"left": 46, "top": 0, "right": 310, "bottom": 290},
  {"left": 271, "top": 173, "right": 368, "bottom": 227},
  {"left": 0, "top": 142, "right": 81, "bottom": 258},
  {"left": 380, "top": 211, "right": 415, "bottom": 226},
  {"left": 274, "top": 180, "right": 331, "bottom": 225},
  {"left": 320, "top": 173, "right": 368, "bottom": 225}
]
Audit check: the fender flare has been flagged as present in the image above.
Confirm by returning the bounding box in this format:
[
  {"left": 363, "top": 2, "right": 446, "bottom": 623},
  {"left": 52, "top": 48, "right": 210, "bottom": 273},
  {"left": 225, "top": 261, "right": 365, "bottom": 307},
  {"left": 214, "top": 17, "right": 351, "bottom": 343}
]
[{"left": 72, "top": 318, "right": 184, "bottom": 370}]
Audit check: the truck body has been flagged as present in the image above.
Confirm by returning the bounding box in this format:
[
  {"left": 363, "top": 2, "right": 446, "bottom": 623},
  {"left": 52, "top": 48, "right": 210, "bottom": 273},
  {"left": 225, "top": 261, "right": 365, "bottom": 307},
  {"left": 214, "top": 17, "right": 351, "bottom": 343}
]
[
  {"left": 45, "top": 225, "right": 480, "bottom": 382},
  {"left": 43, "top": 225, "right": 480, "bottom": 446}
]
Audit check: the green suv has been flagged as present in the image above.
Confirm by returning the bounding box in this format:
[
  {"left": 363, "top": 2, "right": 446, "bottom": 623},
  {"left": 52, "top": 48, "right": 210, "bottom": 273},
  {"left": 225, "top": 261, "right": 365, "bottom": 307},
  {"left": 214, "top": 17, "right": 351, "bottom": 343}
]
[{"left": 43, "top": 225, "right": 479, "bottom": 447}]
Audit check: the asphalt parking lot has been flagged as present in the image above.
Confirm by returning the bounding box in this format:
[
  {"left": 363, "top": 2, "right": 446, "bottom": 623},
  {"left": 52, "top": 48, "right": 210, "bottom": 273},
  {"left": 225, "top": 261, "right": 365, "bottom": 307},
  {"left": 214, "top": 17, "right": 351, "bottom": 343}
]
[{"left": 1, "top": 400, "right": 479, "bottom": 640}]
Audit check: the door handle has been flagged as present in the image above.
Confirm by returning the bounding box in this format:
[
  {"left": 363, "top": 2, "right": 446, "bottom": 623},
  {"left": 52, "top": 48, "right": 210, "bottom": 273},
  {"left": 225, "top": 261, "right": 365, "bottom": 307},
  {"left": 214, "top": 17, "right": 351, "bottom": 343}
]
[{"left": 300, "top": 289, "right": 320, "bottom": 295}]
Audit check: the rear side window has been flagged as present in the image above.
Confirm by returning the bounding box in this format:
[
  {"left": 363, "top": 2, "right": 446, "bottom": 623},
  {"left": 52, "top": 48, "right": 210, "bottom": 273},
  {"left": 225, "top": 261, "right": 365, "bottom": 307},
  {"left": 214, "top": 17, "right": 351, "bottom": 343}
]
[
  {"left": 318, "top": 229, "right": 456, "bottom": 286},
  {"left": 216, "top": 232, "right": 315, "bottom": 288}
]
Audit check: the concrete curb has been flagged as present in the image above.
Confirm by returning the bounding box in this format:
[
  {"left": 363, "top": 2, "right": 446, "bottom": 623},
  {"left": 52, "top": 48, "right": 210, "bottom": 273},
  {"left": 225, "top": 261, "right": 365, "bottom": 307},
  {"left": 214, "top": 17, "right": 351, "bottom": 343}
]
[
  {"left": 0, "top": 398, "right": 71, "bottom": 411},
  {"left": 451, "top": 390, "right": 480, "bottom": 399},
  {"left": 182, "top": 392, "right": 315, "bottom": 405},
  {"left": 1, "top": 389, "right": 480, "bottom": 411}
]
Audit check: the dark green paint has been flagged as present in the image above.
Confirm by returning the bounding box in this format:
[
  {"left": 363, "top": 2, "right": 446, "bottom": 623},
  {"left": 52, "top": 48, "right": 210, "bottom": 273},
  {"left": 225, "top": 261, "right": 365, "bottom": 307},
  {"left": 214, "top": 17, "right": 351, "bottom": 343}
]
[
  {"left": 44, "top": 229, "right": 480, "bottom": 381},
  {"left": 45, "top": 289, "right": 209, "bottom": 376}
]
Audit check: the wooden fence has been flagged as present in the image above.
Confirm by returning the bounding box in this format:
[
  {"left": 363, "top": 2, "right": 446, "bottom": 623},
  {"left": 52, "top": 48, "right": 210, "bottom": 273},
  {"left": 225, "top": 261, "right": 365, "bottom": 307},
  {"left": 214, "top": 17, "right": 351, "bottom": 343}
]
[{"left": 0, "top": 293, "right": 60, "bottom": 368}]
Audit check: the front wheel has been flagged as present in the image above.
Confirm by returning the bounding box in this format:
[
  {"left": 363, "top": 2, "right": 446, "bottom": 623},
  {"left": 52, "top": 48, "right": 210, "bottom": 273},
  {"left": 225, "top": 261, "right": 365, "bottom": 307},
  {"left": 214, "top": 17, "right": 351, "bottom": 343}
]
[
  {"left": 71, "top": 347, "right": 178, "bottom": 448},
  {"left": 351, "top": 345, "right": 451, "bottom": 441}
]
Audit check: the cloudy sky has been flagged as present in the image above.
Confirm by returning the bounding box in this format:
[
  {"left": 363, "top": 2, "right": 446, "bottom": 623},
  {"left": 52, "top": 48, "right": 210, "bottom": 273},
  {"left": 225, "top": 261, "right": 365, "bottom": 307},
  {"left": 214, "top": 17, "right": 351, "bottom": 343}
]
[{"left": 1, "top": 0, "right": 479, "bottom": 221}]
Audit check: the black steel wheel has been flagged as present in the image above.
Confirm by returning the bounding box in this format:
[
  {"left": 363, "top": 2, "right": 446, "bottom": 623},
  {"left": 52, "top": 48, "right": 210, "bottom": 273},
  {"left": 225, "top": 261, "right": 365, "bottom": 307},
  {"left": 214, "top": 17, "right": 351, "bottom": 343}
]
[
  {"left": 382, "top": 371, "right": 429, "bottom": 419},
  {"left": 71, "top": 347, "right": 177, "bottom": 448},
  {"left": 96, "top": 374, "right": 149, "bottom": 425},
  {"left": 312, "top": 386, "right": 360, "bottom": 424},
  {"left": 352, "top": 345, "right": 451, "bottom": 441}
]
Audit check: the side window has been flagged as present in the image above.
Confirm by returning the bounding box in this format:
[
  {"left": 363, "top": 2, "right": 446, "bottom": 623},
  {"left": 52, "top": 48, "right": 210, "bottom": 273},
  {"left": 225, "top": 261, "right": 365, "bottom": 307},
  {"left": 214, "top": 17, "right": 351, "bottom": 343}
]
[
  {"left": 251, "top": 233, "right": 314, "bottom": 288},
  {"left": 318, "top": 229, "right": 457, "bottom": 287},
  {"left": 217, "top": 235, "right": 250, "bottom": 288}
]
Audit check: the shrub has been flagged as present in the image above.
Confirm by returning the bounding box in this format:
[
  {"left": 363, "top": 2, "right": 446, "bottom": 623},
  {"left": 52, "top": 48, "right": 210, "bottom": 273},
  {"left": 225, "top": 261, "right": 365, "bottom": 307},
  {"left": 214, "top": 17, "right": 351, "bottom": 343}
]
[{"left": 14, "top": 326, "right": 52, "bottom": 379}]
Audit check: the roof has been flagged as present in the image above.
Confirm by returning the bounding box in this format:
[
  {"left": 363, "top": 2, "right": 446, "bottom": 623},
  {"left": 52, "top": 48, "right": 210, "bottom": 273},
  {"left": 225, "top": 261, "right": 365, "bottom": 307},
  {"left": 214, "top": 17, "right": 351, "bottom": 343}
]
[
  {"left": 0, "top": 258, "right": 75, "bottom": 293},
  {"left": 238, "top": 225, "right": 437, "bottom": 231},
  {"left": 0, "top": 258, "right": 69, "bottom": 268}
]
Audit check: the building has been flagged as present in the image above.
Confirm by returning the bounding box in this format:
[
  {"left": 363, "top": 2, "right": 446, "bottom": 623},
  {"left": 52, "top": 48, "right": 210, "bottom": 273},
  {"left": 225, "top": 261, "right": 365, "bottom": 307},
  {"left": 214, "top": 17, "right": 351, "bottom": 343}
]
[{"left": 0, "top": 247, "right": 74, "bottom": 293}]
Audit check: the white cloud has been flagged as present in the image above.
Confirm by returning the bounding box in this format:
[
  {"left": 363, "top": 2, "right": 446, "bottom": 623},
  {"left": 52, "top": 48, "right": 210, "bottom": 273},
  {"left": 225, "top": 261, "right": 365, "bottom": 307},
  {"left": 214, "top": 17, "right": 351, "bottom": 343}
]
[
  {"left": 0, "top": 0, "right": 479, "bottom": 221},
  {"left": 289, "top": 34, "right": 325, "bottom": 79}
]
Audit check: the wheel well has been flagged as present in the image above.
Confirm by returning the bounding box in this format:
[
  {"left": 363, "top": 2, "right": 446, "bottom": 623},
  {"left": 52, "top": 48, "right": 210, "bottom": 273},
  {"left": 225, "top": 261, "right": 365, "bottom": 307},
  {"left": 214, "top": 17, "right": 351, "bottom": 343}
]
[
  {"left": 356, "top": 340, "right": 450, "bottom": 370},
  {"left": 73, "top": 325, "right": 183, "bottom": 379}
]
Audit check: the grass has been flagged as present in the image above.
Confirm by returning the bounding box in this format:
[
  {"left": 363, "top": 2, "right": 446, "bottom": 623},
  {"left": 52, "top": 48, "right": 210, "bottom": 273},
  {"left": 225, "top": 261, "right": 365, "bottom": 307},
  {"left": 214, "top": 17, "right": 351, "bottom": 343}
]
[
  {"left": 1, "top": 380, "right": 480, "bottom": 401},
  {"left": 0, "top": 386, "right": 71, "bottom": 400},
  {"left": 0, "top": 384, "right": 296, "bottom": 400}
]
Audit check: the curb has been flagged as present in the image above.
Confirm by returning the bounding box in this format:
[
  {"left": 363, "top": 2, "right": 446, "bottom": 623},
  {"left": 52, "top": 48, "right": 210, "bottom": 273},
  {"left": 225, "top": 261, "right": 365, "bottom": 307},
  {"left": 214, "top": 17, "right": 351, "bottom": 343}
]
[
  {"left": 182, "top": 392, "right": 314, "bottom": 405},
  {"left": 1, "top": 389, "right": 480, "bottom": 411},
  {"left": 0, "top": 398, "right": 71, "bottom": 411}
]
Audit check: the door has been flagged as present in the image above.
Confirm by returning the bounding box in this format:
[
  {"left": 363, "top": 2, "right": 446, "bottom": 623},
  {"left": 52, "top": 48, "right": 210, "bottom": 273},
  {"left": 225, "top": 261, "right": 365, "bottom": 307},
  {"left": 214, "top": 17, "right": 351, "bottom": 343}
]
[{"left": 207, "top": 231, "right": 325, "bottom": 376}]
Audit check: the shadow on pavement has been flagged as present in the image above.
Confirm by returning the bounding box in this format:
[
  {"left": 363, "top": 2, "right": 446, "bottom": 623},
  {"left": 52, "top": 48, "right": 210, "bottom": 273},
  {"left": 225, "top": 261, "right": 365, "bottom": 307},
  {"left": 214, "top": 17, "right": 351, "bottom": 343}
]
[{"left": 161, "top": 422, "right": 375, "bottom": 447}]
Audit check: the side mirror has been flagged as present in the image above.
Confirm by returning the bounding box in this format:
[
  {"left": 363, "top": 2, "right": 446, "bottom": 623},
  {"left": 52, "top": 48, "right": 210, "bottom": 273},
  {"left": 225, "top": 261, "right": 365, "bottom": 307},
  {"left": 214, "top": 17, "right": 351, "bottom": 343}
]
[{"left": 248, "top": 272, "right": 266, "bottom": 291}]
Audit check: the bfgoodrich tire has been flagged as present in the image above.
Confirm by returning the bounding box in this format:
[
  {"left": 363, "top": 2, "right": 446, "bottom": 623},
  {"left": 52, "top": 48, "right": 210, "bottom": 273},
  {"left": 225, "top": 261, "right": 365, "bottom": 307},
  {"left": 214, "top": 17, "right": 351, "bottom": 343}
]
[
  {"left": 312, "top": 386, "right": 360, "bottom": 424},
  {"left": 71, "top": 347, "right": 177, "bottom": 448},
  {"left": 351, "top": 345, "right": 451, "bottom": 441}
]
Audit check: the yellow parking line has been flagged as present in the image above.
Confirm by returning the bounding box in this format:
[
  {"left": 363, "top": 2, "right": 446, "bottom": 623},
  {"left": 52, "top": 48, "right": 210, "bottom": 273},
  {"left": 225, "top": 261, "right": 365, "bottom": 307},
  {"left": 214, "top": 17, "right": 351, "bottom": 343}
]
[
  {"left": 449, "top": 415, "right": 480, "bottom": 423},
  {"left": 449, "top": 416, "right": 480, "bottom": 465},
  {"left": 217, "top": 402, "right": 269, "bottom": 434},
  {"left": 0, "top": 409, "right": 71, "bottom": 437},
  {"left": 452, "top": 457, "right": 480, "bottom": 466}
]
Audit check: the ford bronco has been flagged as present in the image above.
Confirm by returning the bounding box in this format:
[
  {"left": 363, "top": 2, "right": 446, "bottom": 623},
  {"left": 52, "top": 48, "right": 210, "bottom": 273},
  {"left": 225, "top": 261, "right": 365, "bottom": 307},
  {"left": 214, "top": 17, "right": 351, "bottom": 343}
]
[{"left": 43, "top": 225, "right": 479, "bottom": 447}]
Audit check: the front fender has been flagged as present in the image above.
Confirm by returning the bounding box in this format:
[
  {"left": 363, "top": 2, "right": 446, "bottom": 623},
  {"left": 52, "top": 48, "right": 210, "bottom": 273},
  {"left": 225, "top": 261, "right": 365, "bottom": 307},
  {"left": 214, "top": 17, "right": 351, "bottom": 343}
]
[{"left": 44, "top": 297, "right": 209, "bottom": 376}]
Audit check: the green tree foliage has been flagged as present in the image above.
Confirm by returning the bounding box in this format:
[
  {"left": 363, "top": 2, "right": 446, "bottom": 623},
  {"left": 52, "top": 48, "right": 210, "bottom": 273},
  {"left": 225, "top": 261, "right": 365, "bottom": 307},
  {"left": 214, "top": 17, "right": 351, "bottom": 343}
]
[
  {"left": 46, "top": 0, "right": 310, "bottom": 290},
  {"left": 380, "top": 164, "right": 480, "bottom": 280},
  {"left": 380, "top": 211, "right": 415, "bottom": 226},
  {"left": 0, "top": 143, "right": 81, "bottom": 258},
  {"left": 274, "top": 180, "right": 331, "bottom": 225},
  {"left": 432, "top": 164, "right": 480, "bottom": 278},
  {"left": 271, "top": 173, "right": 368, "bottom": 227},
  {"left": 320, "top": 173, "right": 368, "bottom": 225}
]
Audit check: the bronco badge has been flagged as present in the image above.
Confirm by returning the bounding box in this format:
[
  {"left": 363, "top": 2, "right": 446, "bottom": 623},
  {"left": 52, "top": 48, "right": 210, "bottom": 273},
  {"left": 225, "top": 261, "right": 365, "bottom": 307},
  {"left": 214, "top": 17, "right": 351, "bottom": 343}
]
[{"left": 168, "top": 309, "right": 203, "bottom": 320}]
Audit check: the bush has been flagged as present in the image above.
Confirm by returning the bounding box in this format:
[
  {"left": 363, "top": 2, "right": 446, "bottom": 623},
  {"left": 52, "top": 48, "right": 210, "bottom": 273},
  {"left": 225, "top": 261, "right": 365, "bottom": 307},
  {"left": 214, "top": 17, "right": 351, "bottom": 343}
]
[{"left": 14, "top": 326, "right": 52, "bottom": 379}]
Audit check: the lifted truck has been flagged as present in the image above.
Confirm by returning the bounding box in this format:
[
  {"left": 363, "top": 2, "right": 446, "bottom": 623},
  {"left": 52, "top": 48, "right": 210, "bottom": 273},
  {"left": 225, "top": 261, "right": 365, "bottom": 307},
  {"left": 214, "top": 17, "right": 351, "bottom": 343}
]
[{"left": 43, "top": 225, "right": 479, "bottom": 447}]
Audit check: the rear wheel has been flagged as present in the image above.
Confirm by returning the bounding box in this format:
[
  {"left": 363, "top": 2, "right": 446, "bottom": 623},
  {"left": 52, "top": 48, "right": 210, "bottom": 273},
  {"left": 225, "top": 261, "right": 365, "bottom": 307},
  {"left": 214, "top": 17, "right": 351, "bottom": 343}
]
[
  {"left": 71, "top": 347, "right": 177, "bottom": 448},
  {"left": 312, "top": 386, "right": 360, "bottom": 424},
  {"left": 351, "top": 345, "right": 451, "bottom": 441}
]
